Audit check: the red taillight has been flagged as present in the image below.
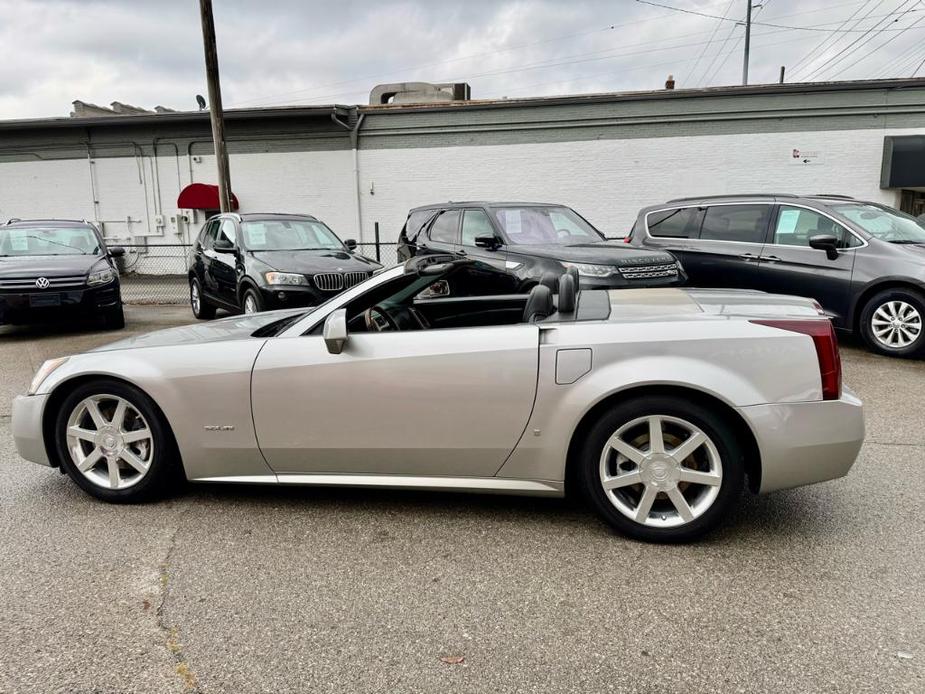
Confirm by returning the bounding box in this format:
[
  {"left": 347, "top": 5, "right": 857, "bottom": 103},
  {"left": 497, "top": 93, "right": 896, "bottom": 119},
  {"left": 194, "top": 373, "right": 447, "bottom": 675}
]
[{"left": 752, "top": 319, "right": 842, "bottom": 401}]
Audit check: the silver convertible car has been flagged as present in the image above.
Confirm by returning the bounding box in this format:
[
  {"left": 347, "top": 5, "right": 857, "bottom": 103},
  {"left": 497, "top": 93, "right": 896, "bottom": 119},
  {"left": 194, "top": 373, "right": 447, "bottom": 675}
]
[{"left": 12, "top": 258, "right": 864, "bottom": 542}]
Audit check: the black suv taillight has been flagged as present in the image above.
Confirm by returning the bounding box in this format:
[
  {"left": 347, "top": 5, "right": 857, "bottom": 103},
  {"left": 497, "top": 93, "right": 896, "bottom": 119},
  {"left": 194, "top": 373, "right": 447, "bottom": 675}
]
[{"left": 751, "top": 319, "right": 842, "bottom": 401}]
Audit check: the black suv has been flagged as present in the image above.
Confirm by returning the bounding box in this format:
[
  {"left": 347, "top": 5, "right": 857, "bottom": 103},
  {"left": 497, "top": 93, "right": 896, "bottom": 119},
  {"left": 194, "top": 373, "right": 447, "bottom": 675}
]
[
  {"left": 188, "top": 213, "right": 382, "bottom": 318},
  {"left": 0, "top": 219, "right": 125, "bottom": 329},
  {"left": 630, "top": 194, "right": 925, "bottom": 357},
  {"left": 397, "top": 202, "right": 684, "bottom": 290}
]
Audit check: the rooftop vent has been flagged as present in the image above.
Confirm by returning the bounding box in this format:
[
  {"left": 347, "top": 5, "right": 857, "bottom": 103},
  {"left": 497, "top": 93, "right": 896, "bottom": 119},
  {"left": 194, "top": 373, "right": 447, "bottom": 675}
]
[{"left": 369, "top": 82, "right": 471, "bottom": 106}]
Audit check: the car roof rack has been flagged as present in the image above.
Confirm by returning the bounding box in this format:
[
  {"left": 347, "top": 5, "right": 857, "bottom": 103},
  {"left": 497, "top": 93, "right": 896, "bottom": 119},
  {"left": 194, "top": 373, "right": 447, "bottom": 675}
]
[
  {"left": 812, "top": 194, "right": 854, "bottom": 199},
  {"left": 3, "top": 217, "right": 91, "bottom": 225},
  {"left": 666, "top": 193, "right": 799, "bottom": 203}
]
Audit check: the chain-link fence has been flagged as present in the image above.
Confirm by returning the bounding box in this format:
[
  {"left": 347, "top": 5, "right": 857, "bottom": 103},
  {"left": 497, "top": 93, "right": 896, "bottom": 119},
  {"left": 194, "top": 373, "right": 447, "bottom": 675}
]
[{"left": 116, "top": 241, "right": 402, "bottom": 305}]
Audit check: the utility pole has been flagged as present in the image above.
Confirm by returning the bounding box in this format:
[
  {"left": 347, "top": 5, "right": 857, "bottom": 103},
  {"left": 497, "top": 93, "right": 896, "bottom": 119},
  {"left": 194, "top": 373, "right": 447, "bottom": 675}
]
[
  {"left": 742, "top": 0, "right": 753, "bottom": 85},
  {"left": 198, "top": 0, "right": 233, "bottom": 212}
]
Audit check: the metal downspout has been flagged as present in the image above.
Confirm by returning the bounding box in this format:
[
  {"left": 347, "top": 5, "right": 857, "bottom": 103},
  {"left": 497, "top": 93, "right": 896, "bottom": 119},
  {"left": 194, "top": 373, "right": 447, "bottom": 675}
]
[{"left": 331, "top": 107, "right": 365, "bottom": 241}]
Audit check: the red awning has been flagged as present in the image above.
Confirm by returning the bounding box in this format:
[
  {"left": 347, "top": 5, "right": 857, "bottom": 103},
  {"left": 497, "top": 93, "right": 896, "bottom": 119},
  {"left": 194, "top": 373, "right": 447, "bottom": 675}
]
[{"left": 177, "top": 183, "right": 239, "bottom": 210}]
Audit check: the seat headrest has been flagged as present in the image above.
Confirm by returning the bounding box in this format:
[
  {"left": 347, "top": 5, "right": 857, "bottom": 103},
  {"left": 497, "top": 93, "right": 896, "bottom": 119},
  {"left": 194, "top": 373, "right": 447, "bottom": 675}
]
[
  {"left": 538, "top": 271, "right": 558, "bottom": 293},
  {"left": 523, "top": 284, "right": 554, "bottom": 323},
  {"left": 558, "top": 272, "right": 577, "bottom": 313}
]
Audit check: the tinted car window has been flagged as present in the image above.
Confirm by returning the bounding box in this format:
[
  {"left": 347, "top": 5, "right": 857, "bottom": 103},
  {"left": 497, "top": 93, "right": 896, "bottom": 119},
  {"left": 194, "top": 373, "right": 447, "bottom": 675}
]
[
  {"left": 428, "top": 210, "right": 460, "bottom": 244},
  {"left": 200, "top": 220, "right": 219, "bottom": 250},
  {"left": 773, "top": 206, "right": 858, "bottom": 249},
  {"left": 647, "top": 207, "right": 701, "bottom": 238},
  {"left": 218, "top": 219, "right": 237, "bottom": 246},
  {"left": 461, "top": 210, "right": 495, "bottom": 246},
  {"left": 700, "top": 205, "right": 770, "bottom": 243},
  {"left": 405, "top": 210, "right": 436, "bottom": 241}
]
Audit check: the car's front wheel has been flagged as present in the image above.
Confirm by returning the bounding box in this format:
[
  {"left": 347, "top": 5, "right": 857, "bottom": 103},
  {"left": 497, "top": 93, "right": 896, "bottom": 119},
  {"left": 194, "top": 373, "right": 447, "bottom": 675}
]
[
  {"left": 242, "top": 287, "right": 264, "bottom": 315},
  {"left": 190, "top": 278, "right": 215, "bottom": 320},
  {"left": 54, "top": 379, "right": 181, "bottom": 502},
  {"left": 860, "top": 288, "right": 925, "bottom": 358},
  {"left": 577, "top": 395, "right": 744, "bottom": 542}
]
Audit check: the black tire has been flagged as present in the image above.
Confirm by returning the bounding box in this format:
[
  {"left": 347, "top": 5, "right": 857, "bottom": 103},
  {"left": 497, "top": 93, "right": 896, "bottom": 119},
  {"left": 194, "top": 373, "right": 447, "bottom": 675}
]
[
  {"left": 241, "top": 287, "right": 264, "bottom": 315},
  {"left": 577, "top": 395, "right": 744, "bottom": 543},
  {"left": 102, "top": 304, "right": 125, "bottom": 330},
  {"left": 53, "top": 379, "right": 182, "bottom": 503},
  {"left": 190, "top": 277, "right": 216, "bottom": 320},
  {"left": 859, "top": 287, "right": 925, "bottom": 358}
]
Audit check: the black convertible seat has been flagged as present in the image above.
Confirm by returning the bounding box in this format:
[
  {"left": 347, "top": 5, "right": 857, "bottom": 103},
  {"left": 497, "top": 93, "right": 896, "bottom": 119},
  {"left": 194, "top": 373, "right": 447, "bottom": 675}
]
[{"left": 523, "top": 284, "right": 554, "bottom": 323}]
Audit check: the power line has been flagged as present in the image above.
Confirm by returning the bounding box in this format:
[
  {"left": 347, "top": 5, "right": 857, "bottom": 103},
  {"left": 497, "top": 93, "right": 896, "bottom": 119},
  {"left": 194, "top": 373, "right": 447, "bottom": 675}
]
[
  {"left": 788, "top": 0, "right": 875, "bottom": 75},
  {"left": 687, "top": 0, "right": 737, "bottom": 85},
  {"left": 830, "top": 8, "right": 925, "bottom": 78}
]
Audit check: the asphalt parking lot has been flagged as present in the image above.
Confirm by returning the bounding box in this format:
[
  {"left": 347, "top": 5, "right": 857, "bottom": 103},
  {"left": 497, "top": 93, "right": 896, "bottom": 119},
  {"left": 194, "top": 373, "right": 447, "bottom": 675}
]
[{"left": 1, "top": 307, "right": 923, "bottom": 694}]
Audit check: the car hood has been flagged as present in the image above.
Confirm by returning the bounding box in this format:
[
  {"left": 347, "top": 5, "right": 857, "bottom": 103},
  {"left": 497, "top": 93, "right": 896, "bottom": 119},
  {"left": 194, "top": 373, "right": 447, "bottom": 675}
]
[
  {"left": 606, "top": 287, "right": 824, "bottom": 321},
  {"left": 89, "top": 308, "right": 309, "bottom": 352},
  {"left": 513, "top": 241, "right": 676, "bottom": 266},
  {"left": 248, "top": 249, "right": 381, "bottom": 273},
  {"left": 0, "top": 254, "right": 105, "bottom": 278}
]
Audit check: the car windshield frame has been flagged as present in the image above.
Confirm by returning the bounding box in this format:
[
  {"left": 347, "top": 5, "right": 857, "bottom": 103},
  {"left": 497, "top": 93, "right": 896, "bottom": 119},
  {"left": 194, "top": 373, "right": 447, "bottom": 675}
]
[
  {"left": 489, "top": 206, "right": 605, "bottom": 246},
  {"left": 0, "top": 225, "right": 102, "bottom": 257},
  {"left": 831, "top": 203, "right": 925, "bottom": 244},
  {"left": 240, "top": 219, "right": 346, "bottom": 252}
]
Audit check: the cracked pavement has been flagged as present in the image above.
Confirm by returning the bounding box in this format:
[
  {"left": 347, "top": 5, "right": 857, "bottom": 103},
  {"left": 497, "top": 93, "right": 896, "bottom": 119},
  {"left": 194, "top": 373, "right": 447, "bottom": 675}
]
[{"left": 1, "top": 306, "right": 923, "bottom": 693}]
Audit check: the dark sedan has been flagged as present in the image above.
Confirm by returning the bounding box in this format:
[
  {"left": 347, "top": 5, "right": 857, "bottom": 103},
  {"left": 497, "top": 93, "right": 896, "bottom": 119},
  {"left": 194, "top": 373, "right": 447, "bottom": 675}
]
[
  {"left": 188, "top": 213, "right": 382, "bottom": 318},
  {"left": 630, "top": 193, "right": 925, "bottom": 358},
  {"left": 397, "top": 202, "right": 684, "bottom": 290},
  {"left": 0, "top": 219, "right": 125, "bottom": 329}
]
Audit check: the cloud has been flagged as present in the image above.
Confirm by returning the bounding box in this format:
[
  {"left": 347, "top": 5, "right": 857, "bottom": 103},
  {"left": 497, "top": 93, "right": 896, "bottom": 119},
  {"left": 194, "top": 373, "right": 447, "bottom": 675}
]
[{"left": 0, "top": 0, "right": 922, "bottom": 119}]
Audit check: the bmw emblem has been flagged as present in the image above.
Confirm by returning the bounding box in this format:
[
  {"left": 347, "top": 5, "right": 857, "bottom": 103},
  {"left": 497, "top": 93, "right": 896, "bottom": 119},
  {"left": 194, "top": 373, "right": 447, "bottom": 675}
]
[{"left": 35, "top": 277, "right": 50, "bottom": 289}]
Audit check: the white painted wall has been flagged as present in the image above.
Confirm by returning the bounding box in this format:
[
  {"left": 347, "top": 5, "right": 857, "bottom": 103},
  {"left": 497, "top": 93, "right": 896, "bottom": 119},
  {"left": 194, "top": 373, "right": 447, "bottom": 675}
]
[{"left": 0, "top": 127, "right": 918, "bottom": 262}]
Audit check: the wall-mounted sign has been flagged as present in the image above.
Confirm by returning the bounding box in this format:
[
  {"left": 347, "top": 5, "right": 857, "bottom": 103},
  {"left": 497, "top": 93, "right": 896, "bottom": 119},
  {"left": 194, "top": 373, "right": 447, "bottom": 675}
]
[{"left": 791, "top": 148, "right": 823, "bottom": 165}]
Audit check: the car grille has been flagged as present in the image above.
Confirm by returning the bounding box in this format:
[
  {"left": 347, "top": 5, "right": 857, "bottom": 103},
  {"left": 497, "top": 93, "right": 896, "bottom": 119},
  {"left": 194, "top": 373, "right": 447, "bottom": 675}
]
[
  {"left": 0, "top": 275, "right": 86, "bottom": 290},
  {"left": 618, "top": 263, "right": 679, "bottom": 280},
  {"left": 313, "top": 272, "right": 371, "bottom": 291}
]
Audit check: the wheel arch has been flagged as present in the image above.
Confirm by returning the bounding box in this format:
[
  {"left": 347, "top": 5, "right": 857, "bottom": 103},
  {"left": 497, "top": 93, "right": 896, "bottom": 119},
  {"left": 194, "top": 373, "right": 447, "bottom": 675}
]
[
  {"left": 42, "top": 374, "right": 183, "bottom": 473},
  {"left": 851, "top": 279, "right": 925, "bottom": 333},
  {"left": 563, "top": 384, "right": 762, "bottom": 495},
  {"left": 237, "top": 277, "right": 261, "bottom": 305}
]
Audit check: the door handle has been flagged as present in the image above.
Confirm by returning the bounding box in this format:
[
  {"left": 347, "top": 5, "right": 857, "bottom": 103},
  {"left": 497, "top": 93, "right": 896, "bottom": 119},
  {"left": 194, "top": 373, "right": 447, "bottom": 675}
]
[
  {"left": 739, "top": 253, "right": 759, "bottom": 261},
  {"left": 763, "top": 255, "right": 782, "bottom": 263}
]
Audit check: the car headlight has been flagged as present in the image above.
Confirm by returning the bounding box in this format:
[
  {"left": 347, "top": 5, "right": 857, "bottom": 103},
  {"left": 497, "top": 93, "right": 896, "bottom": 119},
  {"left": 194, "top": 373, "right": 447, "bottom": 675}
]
[
  {"left": 28, "top": 357, "right": 69, "bottom": 395},
  {"left": 87, "top": 269, "right": 115, "bottom": 286},
  {"left": 562, "top": 262, "right": 615, "bottom": 278},
  {"left": 264, "top": 272, "right": 307, "bottom": 286}
]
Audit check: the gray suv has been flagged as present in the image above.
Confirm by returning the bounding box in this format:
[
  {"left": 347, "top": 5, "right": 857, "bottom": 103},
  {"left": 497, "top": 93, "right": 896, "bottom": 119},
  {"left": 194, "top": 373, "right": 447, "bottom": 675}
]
[{"left": 628, "top": 194, "right": 925, "bottom": 358}]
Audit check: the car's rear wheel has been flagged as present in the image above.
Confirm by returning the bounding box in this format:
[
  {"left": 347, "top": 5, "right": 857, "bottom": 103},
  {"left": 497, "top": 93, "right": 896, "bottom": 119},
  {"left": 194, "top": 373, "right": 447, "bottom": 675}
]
[
  {"left": 577, "top": 395, "right": 744, "bottom": 542},
  {"left": 54, "top": 379, "right": 181, "bottom": 502},
  {"left": 190, "top": 278, "right": 215, "bottom": 320},
  {"left": 860, "top": 288, "right": 925, "bottom": 358},
  {"left": 242, "top": 287, "right": 263, "bottom": 315}
]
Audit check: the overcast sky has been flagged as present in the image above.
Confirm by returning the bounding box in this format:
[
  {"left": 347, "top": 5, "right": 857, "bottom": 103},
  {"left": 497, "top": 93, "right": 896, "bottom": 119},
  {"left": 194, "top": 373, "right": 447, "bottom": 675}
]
[{"left": 2, "top": 0, "right": 924, "bottom": 119}]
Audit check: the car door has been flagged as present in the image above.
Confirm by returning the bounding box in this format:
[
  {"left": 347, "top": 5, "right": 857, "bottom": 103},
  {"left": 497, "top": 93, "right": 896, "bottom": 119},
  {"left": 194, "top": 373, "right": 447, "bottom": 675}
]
[
  {"left": 251, "top": 322, "right": 540, "bottom": 478},
  {"left": 196, "top": 219, "right": 221, "bottom": 299},
  {"left": 210, "top": 218, "right": 241, "bottom": 306},
  {"left": 458, "top": 208, "right": 508, "bottom": 270},
  {"left": 417, "top": 209, "right": 461, "bottom": 258},
  {"left": 676, "top": 203, "right": 773, "bottom": 289},
  {"left": 756, "top": 204, "right": 860, "bottom": 326}
]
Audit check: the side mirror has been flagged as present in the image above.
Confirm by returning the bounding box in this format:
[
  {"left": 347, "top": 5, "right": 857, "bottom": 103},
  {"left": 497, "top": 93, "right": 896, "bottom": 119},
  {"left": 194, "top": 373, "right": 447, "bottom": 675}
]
[
  {"left": 344, "top": 239, "right": 357, "bottom": 251},
  {"left": 323, "top": 308, "right": 348, "bottom": 354},
  {"left": 213, "top": 238, "right": 235, "bottom": 254},
  {"left": 108, "top": 246, "right": 125, "bottom": 258},
  {"left": 474, "top": 236, "right": 500, "bottom": 250},
  {"left": 809, "top": 234, "right": 840, "bottom": 261}
]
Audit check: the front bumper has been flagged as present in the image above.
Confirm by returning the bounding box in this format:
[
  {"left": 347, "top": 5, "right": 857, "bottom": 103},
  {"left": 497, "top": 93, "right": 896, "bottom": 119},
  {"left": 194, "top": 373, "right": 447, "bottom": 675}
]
[
  {"left": 740, "top": 389, "right": 865, "bottom": 494},
  {"left": 0, "top": 283, "right": 121, "bottom": 324},
  {"left": 257, "top": 285, "right": 325, "bottom": 310},
  {"left": 12, "top": 393, "right": 52, "bottom": 467}
]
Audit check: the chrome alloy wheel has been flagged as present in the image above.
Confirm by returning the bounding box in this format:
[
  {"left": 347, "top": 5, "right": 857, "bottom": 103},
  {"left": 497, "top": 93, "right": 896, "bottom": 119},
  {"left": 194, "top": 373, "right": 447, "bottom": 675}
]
[
  {"left": 871, "top": 300, "right": 922, "bottom": 349},
  {"left": 599, "top": 415, "right": 722, "bottom": 528},
  {"left": 190, "top": 282, "right": 201, "bottom": 314},
  {"left": 243, "top": 294, "right": 258, "bottom": 314},
  {"left": 65, "top": 394, "right": 154, "bottom": 490}
]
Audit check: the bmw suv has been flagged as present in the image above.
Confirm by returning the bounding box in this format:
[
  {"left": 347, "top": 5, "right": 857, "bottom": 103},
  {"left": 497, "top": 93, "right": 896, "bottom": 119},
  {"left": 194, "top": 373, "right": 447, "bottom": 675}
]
[
  {"left": 188, "top": 213, "right": 382, "bottom": 318},
  {"left": 0, "top": 219, "right": 125, "bottom": 329},
  {"left": 397, "top": 202, "right": 684, "bottom": 290},
  {"left": 629, "top": 194, "right": 925, "bottom": 357}
]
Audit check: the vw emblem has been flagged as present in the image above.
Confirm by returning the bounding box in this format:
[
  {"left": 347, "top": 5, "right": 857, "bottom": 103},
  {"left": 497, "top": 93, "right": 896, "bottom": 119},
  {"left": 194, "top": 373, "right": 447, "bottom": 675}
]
[{"left": 35, "top": 277, "right": 50, "bottom": 289}]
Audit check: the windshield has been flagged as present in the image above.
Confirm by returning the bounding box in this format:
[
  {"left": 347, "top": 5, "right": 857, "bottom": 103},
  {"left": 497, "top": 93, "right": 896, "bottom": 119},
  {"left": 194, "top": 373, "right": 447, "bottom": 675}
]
[
  {"left": 832, "top": 203, "right": 925, "bottom": 243},
  {"left": 241, "top": 219, "right": 344, "bottom": 251},
  {"left": 491, "top": 206, "right": 604, "bottom": 245},
  {"left": 0, "top": 226, "right": 101, "bottom": 256}
]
